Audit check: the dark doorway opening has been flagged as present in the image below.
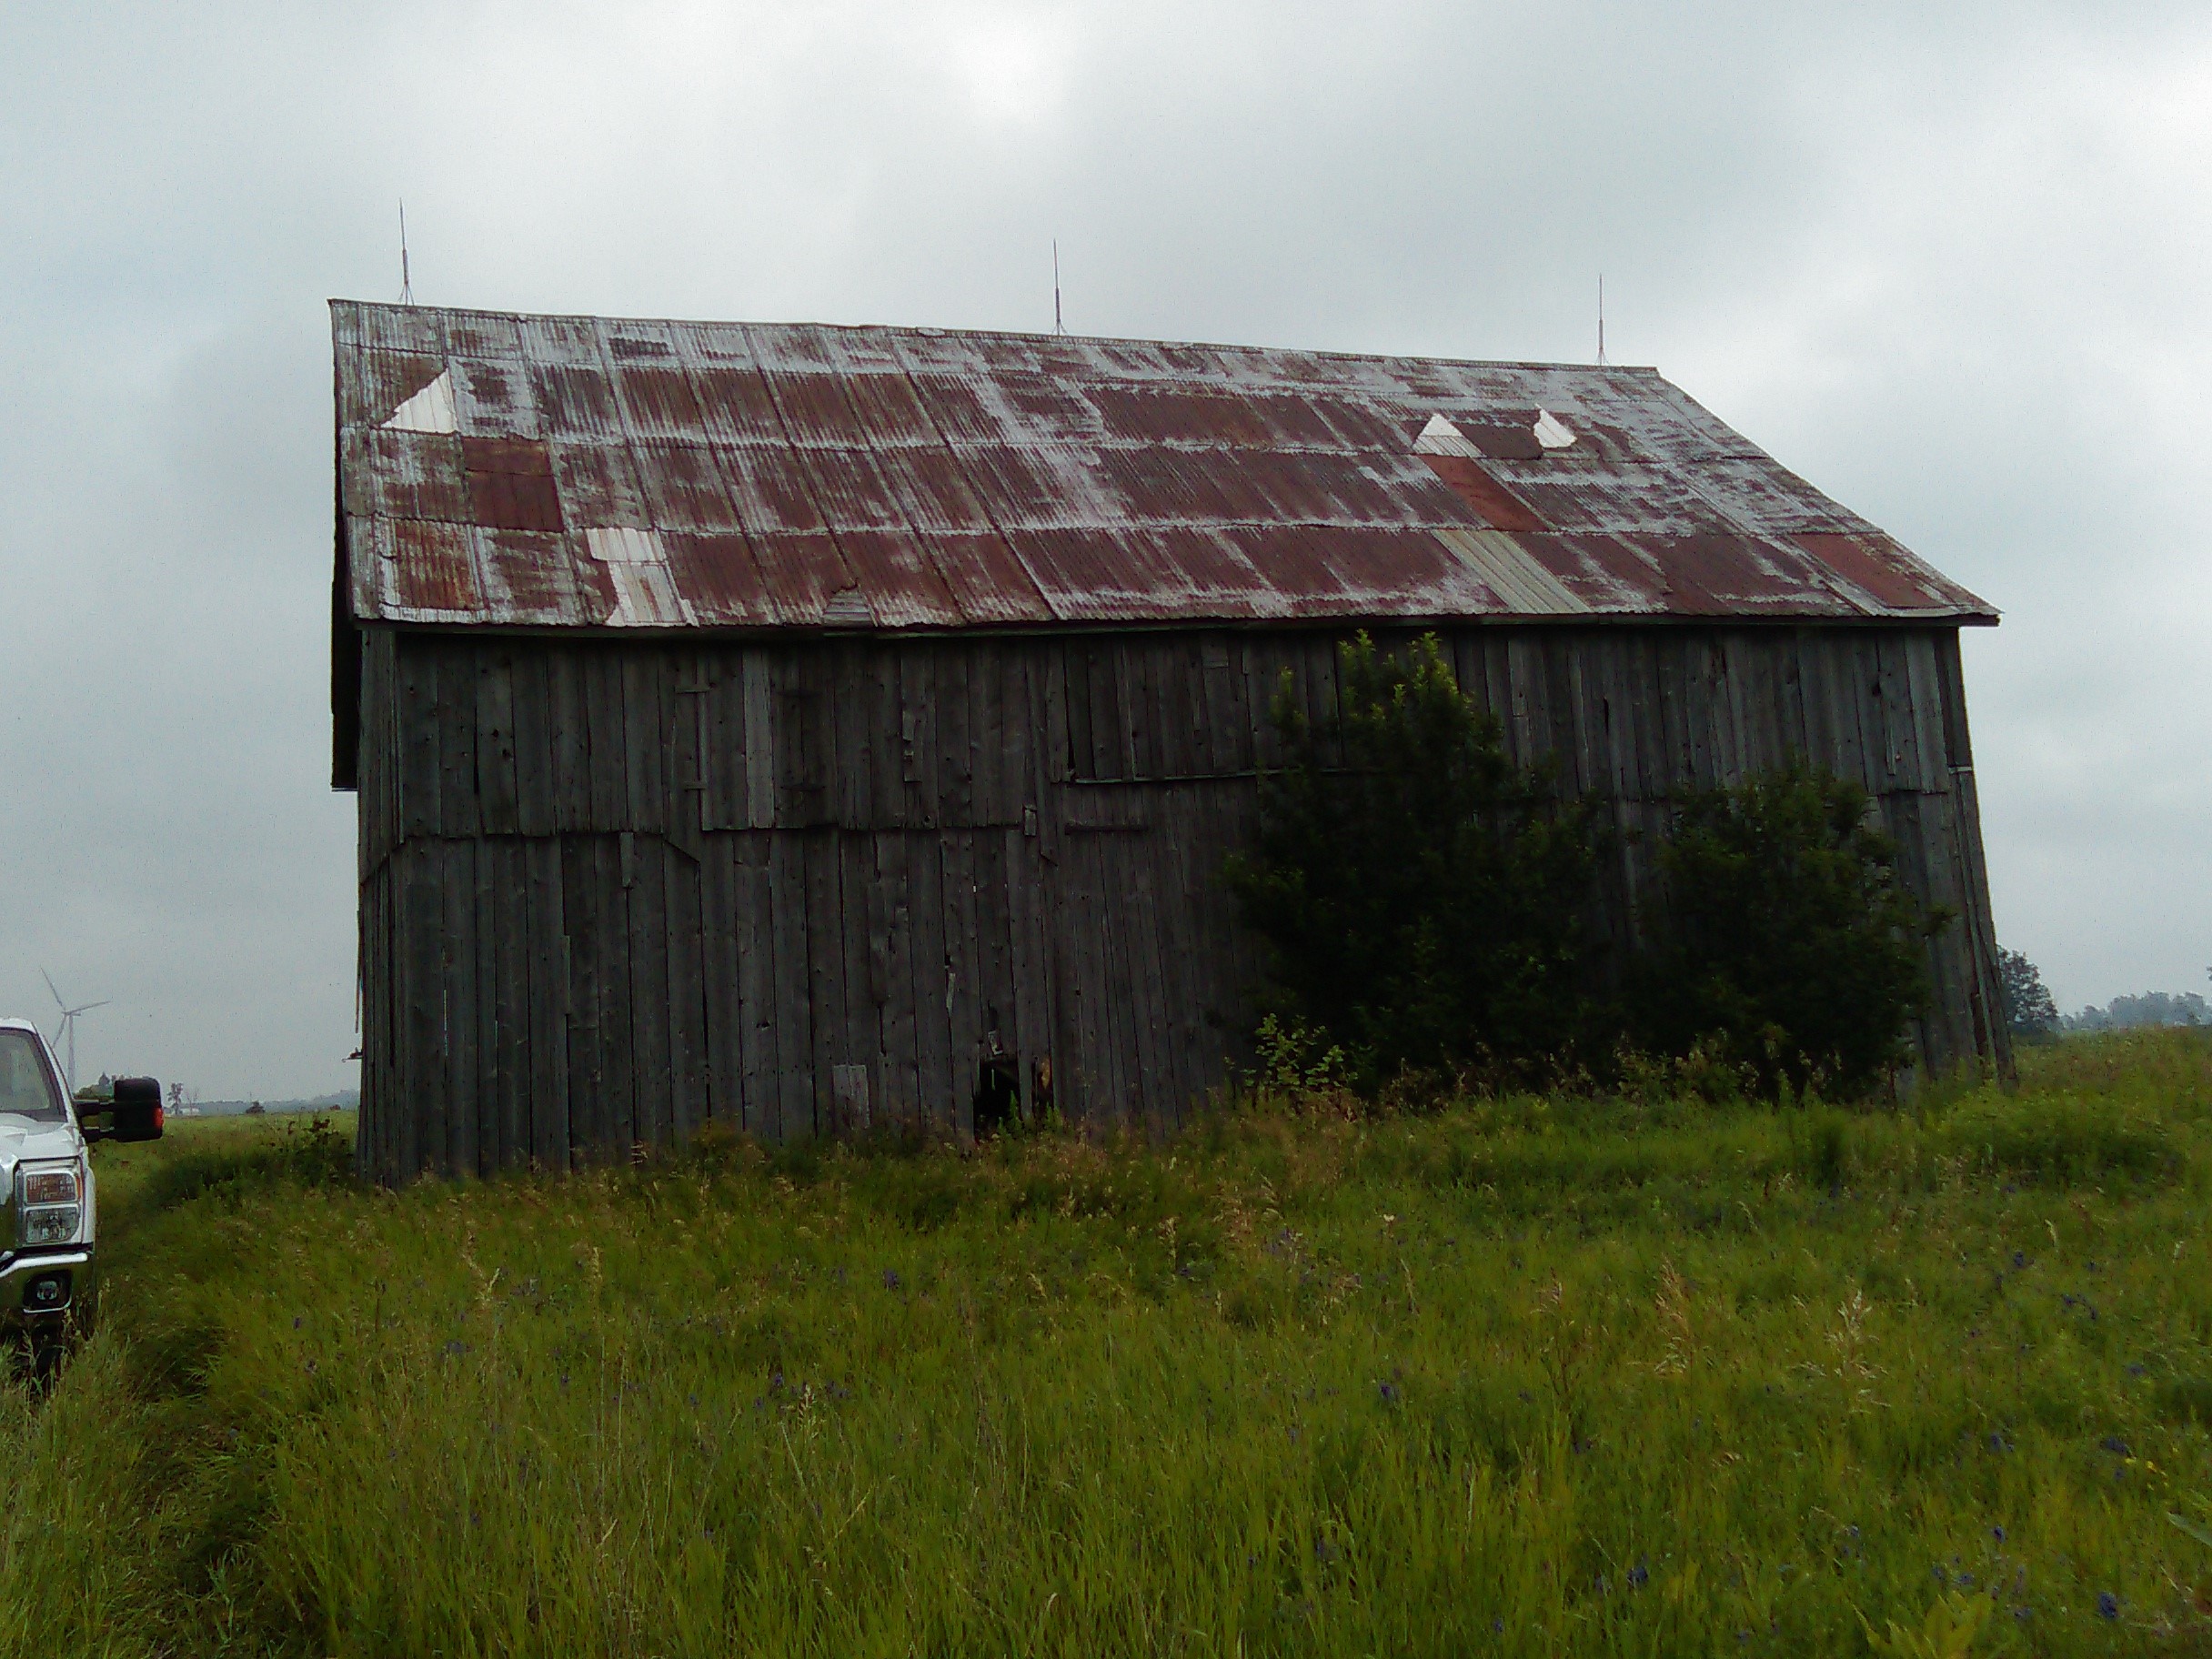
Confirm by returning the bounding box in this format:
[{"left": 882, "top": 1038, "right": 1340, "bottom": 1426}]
[{"left": 974, "top": 1009, "right": 1021, "bottom": 1138}]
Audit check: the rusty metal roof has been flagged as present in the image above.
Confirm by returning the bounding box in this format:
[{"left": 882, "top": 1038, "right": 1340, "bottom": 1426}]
[{"left": 331, "top": 302, "right": 1996, "bottom": 633}]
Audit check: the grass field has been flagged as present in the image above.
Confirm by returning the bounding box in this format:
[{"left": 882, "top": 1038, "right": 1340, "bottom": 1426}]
[{"left": 5, "top": 1032, "right": 2212, "bottom": 1655}]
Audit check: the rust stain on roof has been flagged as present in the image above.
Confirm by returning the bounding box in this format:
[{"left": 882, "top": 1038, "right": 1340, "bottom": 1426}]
[{"left": 331, "top": 302, "right": 1997, "bottom": 632}]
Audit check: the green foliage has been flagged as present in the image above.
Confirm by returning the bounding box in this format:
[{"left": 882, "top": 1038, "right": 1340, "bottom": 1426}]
[
  {"left": 1226, "top": 632, "right": 1604, "bottom": 1089},
  {"left": 2000, "top": 946, "right": 2061, "bottom": 1040},
  {"left": 11, "top": 1030, "right": 2212, "bottom": 1654},
  {"left": 1638, "top": 765, "right": 1945, "bottom": 1098},
  {"left": 1248, "top": 1013, "right": 1353, "bottom": 1097}
]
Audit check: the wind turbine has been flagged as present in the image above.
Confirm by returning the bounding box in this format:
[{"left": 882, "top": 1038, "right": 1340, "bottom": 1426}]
[{"left": 41, "top": 970, "right": 109, "bottom": 1098}]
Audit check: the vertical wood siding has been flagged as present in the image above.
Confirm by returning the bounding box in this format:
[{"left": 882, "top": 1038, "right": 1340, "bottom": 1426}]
[{"left": 353, "top": 623, "right": 2008, "bottom": 1181}]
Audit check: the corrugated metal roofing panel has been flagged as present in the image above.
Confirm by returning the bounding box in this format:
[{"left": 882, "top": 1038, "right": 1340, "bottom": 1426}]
[
  {"left": 357, "top": 350, "right": 444, "bottom": 427},
  {"left": 1434, "top": 528, "right": 1588, "bottom": 616},
  {"left": 610, "top": 362, "right": 708, "bottom": 441},
  {"left": 871, "top": 447, "right": 998, "bottom": 533},
  {"left": 719, "top": 443, "right": 831, "bottom": 534},
  {"left": 683, "top": 367, "right": 784, "bottom": 447},
  {"left": 761, "top": 369, "right": 860, "bottom": 447},
  {"left": 551, "top": 442, "right": 652, "bottom": 529},
  {"left": 666, "top": 318, "right": 757, "bottom": 367},
  {"left": 830, "top": 528, "right": 966, "bottom": 628},
  {"left": 746, "top": 531, "right": 855, "bottom": 625},
  {"left": 632, "top": 441, "right": 742, "bottom": 533},
  {"left": 530, "top": 362, "right": 622, "bottom": 443},
  {"left": 662, "top": 532, "right": 776, "bottom": 627},
  {"left": 840, "top": 373, "right": 940, "bottom": 448},
  {"left": 343, "top": 427, "right": 470, "bottom": 524},
  {"left": 449, "top": 357, "right": 541, "bottom": 438},
  {"left": 920, "top": 531, "right": 1053, "bottom": 624},
  {"left": 387, "top": 518, "right": 483, "bottom": 618},
  {"left": 795, "top": 446, "right": 910, "bottom": 532},
  {"left": 332, "top": 302, "right": 1997, "bottom": 632},
  {"left": 478, "top": 528, "right": 597, "bottom": 626}
]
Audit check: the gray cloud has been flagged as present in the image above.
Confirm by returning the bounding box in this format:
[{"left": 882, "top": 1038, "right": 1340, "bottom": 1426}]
[{"left": 3, "top": 1, "right": 2205, "bottom": 1094}]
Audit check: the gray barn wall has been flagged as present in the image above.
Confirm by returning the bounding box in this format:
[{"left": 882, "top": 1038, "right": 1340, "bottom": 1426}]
[{"left": 351, "top": 623, "right": 2006, "bottom": 1181}]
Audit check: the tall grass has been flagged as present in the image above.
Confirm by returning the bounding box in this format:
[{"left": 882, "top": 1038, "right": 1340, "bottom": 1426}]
[{"left": 12, "top": 1031, "right": 2212, "bottom": 1654}]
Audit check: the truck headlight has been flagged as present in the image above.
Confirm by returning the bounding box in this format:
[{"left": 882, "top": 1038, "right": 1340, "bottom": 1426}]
[
  {"left": 15, "top": 1163, "right": 84, "bottom": 1246},
  {"left": 21, "top": 1170, "right": 78, "bottom": 1208},
  {"left": 21, "top": 1207, "right": 80, "bottom": 1245}
]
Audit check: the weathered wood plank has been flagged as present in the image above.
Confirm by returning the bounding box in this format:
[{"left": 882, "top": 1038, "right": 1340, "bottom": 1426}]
[
  {"left": 477, "top": 648, "right": 521, "bottom": 836},
  {"left": 582, "top": 650, "right": 626, "bottom": 831},
  {"left": 942, "top": 827, "right": 982, "bottom": 1135},
  {"left": 1935, "top": 629, "right": 1975, "bottom": 770},
  {"left": 938, "top": 649, "right": 974, "bottom": 827},
  {"left": 488, "top": 836, "right": 526, "bottom": 1176},
  {"left": 1064, "top": 640, "right": 1097, "bottom": 779},
  {"left": 803, "top": 829, "right": 846, "bottom": 1137},
  {"left": 971, "top": 828, "right": 1014, "bottom": 1080},
  {"left": 623, "top": 650, "right": 667, "bottom": 834},
  {"left": 665, "top": 839, "right": 707, "bottom": 1143},
  {"left": 397, "top": 642, "right": 442, "bottom": 840},
  {"left": 524, "top": 835, "right": 568, "bottom": 1169},
  {"left": 598, "top": 834, "right": 637, "bottom": 1155},
  {"left": 838, "top": 830, "right": 878, "bottom": 1127},
  {"left": 628, "top": 830, "right": 672, "bottom": 1151},
  {"left": 547, "top": 648, "right": 592, "bottom": 834},
  {"left": 474, "top": 837, "right": 505, "bottom": 1174},
  {"left": 733, "top": 834, "right": 777, "bottom": 1138},
  {"left": 741, "top": 650, "right": 777, "bottom": 829},
  {"left": 875, "top": 831, "right": 918, "bottom": 1131},
  {"left": 866, "top": 648, "right": 905, "bottom": 830},
  {"left": 398, "top": 847, "right": 440, "bottom": 1181},
  {"left": 669, "top": 649, "right": 709, "bottom": 852},
  {"left": 698, "top": 830, "right": 739, "bottom": 1126},
  {"left": 900, "top": 649, "right": 938, "bottom": 826},
  {"left": 1873, "top": 633, "right": 1919, "bottom": 795},
  {"left": 510, "top": 651, "right": 556, "bottom": 839},
  {"left": 558, "top": 835, "right": 602, "bottom": 1161},
  {"left": 971, "top": 640, "right": 1005, "bottom": 824},
  {"left": 1041, "top": 643, "right": 1071, "bottom": 788},
  {"left": 768, "top": 830, "right": 812, "bottom": 1134},
  {"left": 1901, "top": 632, "right": 1948, "bottom": 794},
  {"left": 436, "top": 644, "right": 481, "bottom": 840},
  {"left": 909, "top": 830, "right": 951, "bottom": 1131}
]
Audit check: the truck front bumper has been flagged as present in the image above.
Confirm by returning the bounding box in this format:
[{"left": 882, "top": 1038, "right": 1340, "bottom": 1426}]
[{"left": 0, "top": 1250, "right": 94, "bottom": 1336}]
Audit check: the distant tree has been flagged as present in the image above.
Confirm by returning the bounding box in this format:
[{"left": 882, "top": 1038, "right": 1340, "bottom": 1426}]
[
  {"left": 2066, "top": 990, "right": 2210, "bottom": 1032},
  {"left": 1225, "top": 632, "right": 1605, "bottom": 1089},
  {"left": 1998, "top": 948, "right": 2060, "bottom": 1040},
  {"left": 1636, "top": 767, "right": 1946, "bottom": 1099}
]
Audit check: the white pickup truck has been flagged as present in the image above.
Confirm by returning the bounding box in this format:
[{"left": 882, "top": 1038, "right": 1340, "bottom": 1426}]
[{"left": 0, "top": 1017, "right": 161, "bottom": 1368}]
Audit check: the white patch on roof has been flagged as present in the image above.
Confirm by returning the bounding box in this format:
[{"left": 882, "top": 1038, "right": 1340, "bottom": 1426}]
[
  {"left": 1413, "top": 413, "right": 1482, "bottom": 460},
  {"left": 1433, "top": 528, "right": 1590, "bottom": 615},
  {"left": 822, "top": 588, "right": 875, "bottom": 627},
  {"left": 585, "top": 528, "right": 665, "bottom": 565},
  {"left": 1533, "top": 408, "right": 1577, "bottom": 450},
  {"left": 583, "top": 528, "right": 693, "bottom": 626},
  {"left": 383, "top": 368, "right": 457, "bottom": 434}
]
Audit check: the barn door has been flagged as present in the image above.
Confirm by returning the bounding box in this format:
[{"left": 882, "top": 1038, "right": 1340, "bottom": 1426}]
[{"left": 1046, "top": 789, "right": 1184, "bottom": 1133}]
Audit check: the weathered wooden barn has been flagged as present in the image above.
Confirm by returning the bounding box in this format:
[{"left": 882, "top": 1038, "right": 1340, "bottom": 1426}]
[{"left": 331, "top": 301, "right": 2006, "bottom": 1181}]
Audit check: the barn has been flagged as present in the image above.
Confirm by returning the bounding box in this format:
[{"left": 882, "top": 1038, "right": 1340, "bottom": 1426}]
[{"left": 331, "top": 301, "right": 2006, "bottom": 1182}]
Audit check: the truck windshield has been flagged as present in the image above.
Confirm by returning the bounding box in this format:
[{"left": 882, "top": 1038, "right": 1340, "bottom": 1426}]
[{"left": 0, "top": 1031, "right": 65, "bottom": 1121}]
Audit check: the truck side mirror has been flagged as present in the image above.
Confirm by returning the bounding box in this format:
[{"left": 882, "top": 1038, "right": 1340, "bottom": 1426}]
[{"left": 97, "top": 1076, "right": 165, "bottom": 1142}]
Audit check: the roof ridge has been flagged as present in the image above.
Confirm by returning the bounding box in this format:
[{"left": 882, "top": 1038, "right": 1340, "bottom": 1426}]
[{"left": 329, "top": 298, "right": 1664, "bottom": 378}]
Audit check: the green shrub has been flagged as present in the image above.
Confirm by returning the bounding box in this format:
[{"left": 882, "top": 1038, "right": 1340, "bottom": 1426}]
[
  {"left": 1225, "top": 632, "right": 1604, "bottom": 1090},
  {"left": 1636, "top": 766, "right": 1944, "bottom": 1098}
]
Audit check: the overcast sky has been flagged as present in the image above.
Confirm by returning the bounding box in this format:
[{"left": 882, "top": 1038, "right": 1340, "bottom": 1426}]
[{"left": 2, "top": 2, "right": 2206, "bottom": 1099}]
